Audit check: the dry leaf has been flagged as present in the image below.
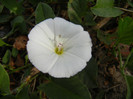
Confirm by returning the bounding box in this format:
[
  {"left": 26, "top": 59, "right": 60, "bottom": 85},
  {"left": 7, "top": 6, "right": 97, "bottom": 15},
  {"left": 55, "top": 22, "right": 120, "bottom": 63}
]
[
  {"left": 13, "top": 36, "right": 28, "bottom": 50},
  {"left": 9, "top": 57, "right": 15, "bottom": 69},
  {"left": 15, "top": 54, "right": 24, "bottom": 67}
]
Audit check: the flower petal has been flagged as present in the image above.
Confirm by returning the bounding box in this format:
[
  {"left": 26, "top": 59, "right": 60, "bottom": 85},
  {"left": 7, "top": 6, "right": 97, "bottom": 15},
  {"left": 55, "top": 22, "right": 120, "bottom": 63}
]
[
  {"left": 28, "top": 45, "right": 58, "bottom": 73},
  {"left": 37, "top": 18, "right": 55, "bottom": 40},
  {"left": 27, "top": 40, "right": 54, "bottom": 58},
  {"left": 64, "top": 31, "right": 92, "bottom": 49},
  {"left": 54, "top": 17, "right": 83, "bottom": 38},
  {"left": 48, "top": 53, "right": 86, "bottom": 78},
  {"left": 28, "top": 24, "right": 54, "bottom": 49},
  {"left": 66, "top": 46, "right": 92, "bottom": 62}
]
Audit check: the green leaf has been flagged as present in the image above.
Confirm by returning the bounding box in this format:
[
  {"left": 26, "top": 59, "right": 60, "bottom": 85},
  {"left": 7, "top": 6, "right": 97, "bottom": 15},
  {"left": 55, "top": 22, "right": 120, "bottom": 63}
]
[
  {"left": 11, "top": 16, "right": 27, "bottom": 34},
  {"left": 12, "top": 48, "right": 18, "bottom": 58},
  {"left": 2, "top": 49, "right": 11, "bottom": 64},
  {"left": 0, "top": 5, "right": 4, "bottom": 13},
  {"left": 11, "top": 16, "right": 25, "bottom": 28},
  {"left": 5, "top": 16, "right": 26, "bottom": 38},
  {"left": 96, "top": 90, "right": 104, "bottom": 99},
  {"left": 91, "top": 0, "right": 123, "bottom": 17},
  {"left": 117, "top": 17, "right": 133, "bottom": 45},
  {"left": 127, "top": 0, "right": 133, "bottom": 7},
  {"left": 25, "top": 55, "right": 29, "bottom": 65},
  {"left": 18, "top": 21, "right": 27, "bottom": 34},
  {"left": 35, "top": 2, "right": 55, "bottom": 24},
  {"left": 78, "top": 57, "right": 98, "bottom": 88},
  {"left": 38, "top": 76, "right": 92, "bottom": 99},
  {"left": 28, "top": 0, "right": 42, "bottom": 6},
  {"left": 83, "top": 12, "right": 96, "bottom": 26},
  {"left": 68, "top": 2, "right": 81, "bottom": 24},
  {"left": 0, "top": 38, "right": 9, "bottom": 46},
  {"left": 97, "top": 30, "right": 116, "bottom": 45},
  {"left": 0, "top": 95, "right": 15, "bottom": 99},
  {"left": 16, "top": 86, "right": 30, "bottom": 99},
  {"left": 0, "top": 64, "right": 10, "bottom": 95},
  {"left": 126, "top": 53, "right": 133, "bottom": 72},
  {"left": 126, "top": 75, "right": 133, "bottom": 99},
  {"left": 30, "top": 92, "right": 40, "bottom": 99},
  {"left": 0, "top": 0, "right": 24, "bottom": 15},
  {"left": 0, "top": 15, "right": 10, "bottom": 23},
  {"left": 68, "top": 0, "right": 95, "bottom": 26}
]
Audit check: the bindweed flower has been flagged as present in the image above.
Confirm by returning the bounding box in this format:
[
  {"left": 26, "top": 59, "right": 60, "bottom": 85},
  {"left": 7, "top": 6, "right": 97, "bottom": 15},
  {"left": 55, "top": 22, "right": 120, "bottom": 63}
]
[{"left": 27, "top": 17, "right": 92, "bottom": 78}]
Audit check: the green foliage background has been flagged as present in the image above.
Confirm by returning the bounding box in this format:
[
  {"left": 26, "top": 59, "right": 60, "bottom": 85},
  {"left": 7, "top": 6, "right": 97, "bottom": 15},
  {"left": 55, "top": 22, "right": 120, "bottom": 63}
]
[{"left": 0, "top": 0, "right": 133, "bottom": 99}]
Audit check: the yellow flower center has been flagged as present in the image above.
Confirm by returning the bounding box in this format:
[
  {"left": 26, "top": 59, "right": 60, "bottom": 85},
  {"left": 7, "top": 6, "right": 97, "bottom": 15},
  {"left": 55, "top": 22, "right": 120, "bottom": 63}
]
[{"left": 55, "top": 43, "right": 63, "bottom": 55}]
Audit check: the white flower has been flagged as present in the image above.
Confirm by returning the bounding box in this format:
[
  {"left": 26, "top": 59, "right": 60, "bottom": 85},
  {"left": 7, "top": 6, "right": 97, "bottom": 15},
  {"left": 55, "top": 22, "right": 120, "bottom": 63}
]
[{"left": 27, "top": 17, "right": 92, "bottom": 78}]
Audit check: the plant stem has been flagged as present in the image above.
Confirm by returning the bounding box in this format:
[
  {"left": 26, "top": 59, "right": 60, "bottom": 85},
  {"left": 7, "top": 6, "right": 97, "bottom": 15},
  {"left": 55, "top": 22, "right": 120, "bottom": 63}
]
[
  {"left": 118, "top": 45, "right": 123, "bottom": 69},
  {"left": 118, "top": 46, "right": 133, "bottom": 83},
  {"left": 9, "top": 64, "right": 31, "bottom": 74},
  {"left": 118, "top": 45, "right": 126, "bottom": 78},
  {"left": 11, "top": 72, "right": 39, "bottom": 94},
  {"left": 26, "top": 12, "right": 35, "bottom": 22},
  {"left": 122, "top": 48, "right": 133, "bottom": 69}
]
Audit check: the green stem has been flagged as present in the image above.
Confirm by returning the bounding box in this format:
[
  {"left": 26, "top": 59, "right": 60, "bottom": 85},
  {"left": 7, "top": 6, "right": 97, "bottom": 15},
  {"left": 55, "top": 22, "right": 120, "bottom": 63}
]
[
  {"left": 16, "top": 82, "right": 27, "bottom": 94},
  {"left": 118, "top": 45, "right": 126, "bottom": 78},
  {"left": 26, "top": 12, "right": 35, "bottom": 22},
  {"left": 9, "top": 64, "right": 31, "bottom": 74},
  {"left": 122, "top": 48, "right": 133, "bottom": 69},
  {"left": 29, "top": 74, "right": 39, "bottom": 82},
  {"left": 118, "top": 45, "right": 123, "bottom": 69},
  {"left": 11, "top": 72, "right": 39, "bottom": 94},
  {"left": 118, "top": 46, "right": 133, "bottom": 82},
  {"left": 2, "top": 28, "right": 18, "bottom": 39}
]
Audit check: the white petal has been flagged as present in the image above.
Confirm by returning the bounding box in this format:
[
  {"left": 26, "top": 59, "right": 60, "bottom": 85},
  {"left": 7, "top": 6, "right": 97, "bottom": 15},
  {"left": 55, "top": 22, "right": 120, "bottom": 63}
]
[
  {"left": 28, "top": 24, "right": 54, "bottom": 50},
  {"left": 66, "top": 46, "right": 92, "bottom": 62},
  {"left": 27, "top": 40, "right": 54, "bottom": 58},
  {"left": 64, "top": 31, "right": 92, "bottom": 49},
  {"left": 48, "top": 52, "right": 86, "bottom": 78},
  {"left": 54, "top": 17, "right": 83, "bottom": 38},
  {"left": 28, "top": 44, "right": 58, "bottom": 72},
  {"left": 27, "top": 30, "right": 59, "bottom": 73},
  {"left": 37, "top": 18, "right": 54, "bottom": 40}
]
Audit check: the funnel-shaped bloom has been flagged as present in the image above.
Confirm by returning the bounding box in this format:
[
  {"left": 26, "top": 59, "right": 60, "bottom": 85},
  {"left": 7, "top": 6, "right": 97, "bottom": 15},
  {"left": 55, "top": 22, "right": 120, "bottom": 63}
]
[{"left": 27, "top": 17, "right": 92, "bottom": 78}]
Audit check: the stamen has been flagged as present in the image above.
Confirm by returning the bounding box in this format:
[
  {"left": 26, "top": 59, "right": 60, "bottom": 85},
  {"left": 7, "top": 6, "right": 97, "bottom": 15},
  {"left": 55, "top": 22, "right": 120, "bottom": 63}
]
[
  {"left": 54, "top": 34, "right": 64, "bottom": 55},
  {"left": 55, "top": 43, "right": 63, "bottom": 55}
]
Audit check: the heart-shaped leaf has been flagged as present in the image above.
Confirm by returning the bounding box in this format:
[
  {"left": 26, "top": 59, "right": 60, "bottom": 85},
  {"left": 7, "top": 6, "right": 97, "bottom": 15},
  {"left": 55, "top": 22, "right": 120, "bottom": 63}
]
[
  {"left": 68, "top": 0, "right": 95, "bottom": 26},
  {"left": 35, "top": 2, "right": 55, "bottom": 24},
  {"left": 38, "top": 76, "right": 92, "bottom": 99},
  {"left": 91, "top": 0, "right": 123, "bottom": 17},
  {"left": 126, "top": 75, "right": 133, "bottom": 99},
  {"left": 0, "top": 64, "right": 10, "bottom": 95},
  {"left": 117, "top": 17, "right": 133, "bottom": 45}
]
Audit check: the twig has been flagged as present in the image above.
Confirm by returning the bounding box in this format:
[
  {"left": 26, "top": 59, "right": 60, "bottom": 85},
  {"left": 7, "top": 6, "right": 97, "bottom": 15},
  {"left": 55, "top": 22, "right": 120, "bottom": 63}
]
[
  {"left": 105, "top": 84, "right": 121, "bottom": 91},
  {"left": 11, "top": 67, "right": 40, "bottom": 93},
  {"left": 93, "top": 15, "right": 97, "bottom": 20},
  {"left": 115, "top": 7, "right": 133, "bottom": 13},
  {"left": 24, "top": 67, "right": 40, "bottom": 83},
  {"left": 91, "top": 17, "right": 111, "bottom": 31}
]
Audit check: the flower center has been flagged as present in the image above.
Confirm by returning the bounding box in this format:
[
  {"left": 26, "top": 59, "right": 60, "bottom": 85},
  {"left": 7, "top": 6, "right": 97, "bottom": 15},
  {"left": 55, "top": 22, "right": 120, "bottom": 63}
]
[{"left": 55, "top": 43, "right": 63, "bottom": 55}]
